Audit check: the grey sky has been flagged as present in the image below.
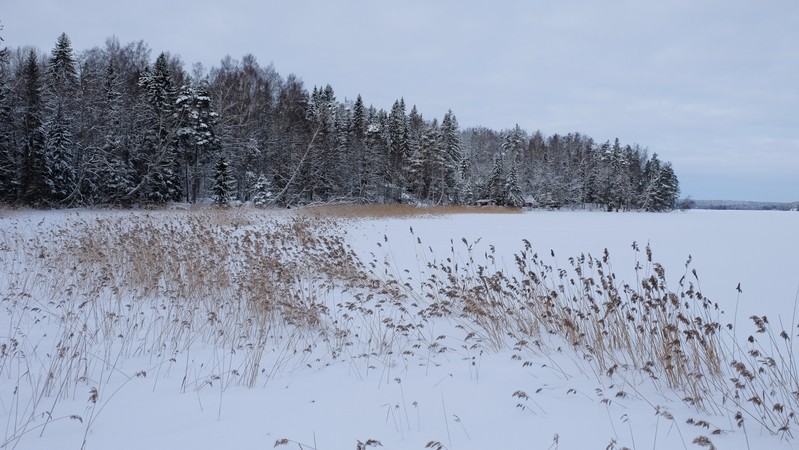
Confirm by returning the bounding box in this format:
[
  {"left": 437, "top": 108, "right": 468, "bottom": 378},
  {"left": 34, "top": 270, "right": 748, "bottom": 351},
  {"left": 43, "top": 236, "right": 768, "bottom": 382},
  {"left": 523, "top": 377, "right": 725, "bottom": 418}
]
[{"left": 3, "top": 0, "right": 798, "bottom": 201}]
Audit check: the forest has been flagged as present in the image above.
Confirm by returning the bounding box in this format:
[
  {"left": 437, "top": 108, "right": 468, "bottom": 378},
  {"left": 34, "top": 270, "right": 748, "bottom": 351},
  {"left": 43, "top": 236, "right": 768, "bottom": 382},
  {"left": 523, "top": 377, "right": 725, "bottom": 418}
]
[{"left": 0, "top": 33, "right": 680, "bottom": 211}]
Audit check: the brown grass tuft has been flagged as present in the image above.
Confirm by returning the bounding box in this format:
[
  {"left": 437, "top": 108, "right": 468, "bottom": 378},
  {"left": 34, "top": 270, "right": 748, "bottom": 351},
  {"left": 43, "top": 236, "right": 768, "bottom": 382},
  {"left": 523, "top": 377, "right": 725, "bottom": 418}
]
[{"left": 298, "top": 203, "right": 523, "bottom": 219}]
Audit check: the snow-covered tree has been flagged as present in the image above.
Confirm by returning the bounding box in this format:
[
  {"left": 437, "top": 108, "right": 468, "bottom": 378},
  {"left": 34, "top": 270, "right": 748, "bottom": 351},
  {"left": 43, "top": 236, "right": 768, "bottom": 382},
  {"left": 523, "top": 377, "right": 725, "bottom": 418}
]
[
  {"left": 505, "top": 165, "right": 523, "bottom": 207},
  {"left": 309, "top": 84, "right": 340, "bottom": 201},
  {"left": 95, "top": 60, "right": 134, "bottom": 205},
  {"left": 409, "top": 119, "right": 444, "bottom": 202},
  {"left": 640, "top": 153, "right": 678, "bottom": 211},
  {"left": 362, "top": 107, "right": 389, "bottom": 201},
  {"left": 656, "top": 162, "right": 679, "bottom": 210},
  {"left": 501, "top": 124, "right": 526, "bottom": 164},
  {"left": 46, "top": 33, "right": 77, "bottom": 93},
  {"left": 250, "top": 172, "right": 274, "bottom": 206},
  {"left": 44, "top": 105, "right": 76, "bottom": 204},
  {"left": 0, "top": 44, "right": 16, "bottom": 203},
  {"left": 175, "top": 79, "right": 221, "bottom": 202},
  {"left": 486, "top": 153, "right": 505, "bottom": 205},
  {"left": 212, "top": 156, "right": 236, "bottom": 205},
  {"left": 134, "top": 52, "right": 180, "bottom": 203},
  {"left": 347, "top": 94, "right": 368, "bottom": 197},
  {"left": 0, "top": 33, "right": 684, "bottom": 210},
  {"left": 387, "top": 98, "right": 410, "bottom": 197},
  {"left": 19, "top": 50, "right": 51, "bottom": 206},
  {"left": 440, "top": 110, "right": 462, "bottom": 202}
]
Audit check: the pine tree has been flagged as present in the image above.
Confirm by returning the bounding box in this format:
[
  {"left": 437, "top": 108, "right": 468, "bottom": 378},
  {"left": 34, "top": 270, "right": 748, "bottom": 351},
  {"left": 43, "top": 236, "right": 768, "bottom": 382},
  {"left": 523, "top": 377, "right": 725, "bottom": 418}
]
[{"left": 212, "top": 156, "right": 236, "bottom": 205}]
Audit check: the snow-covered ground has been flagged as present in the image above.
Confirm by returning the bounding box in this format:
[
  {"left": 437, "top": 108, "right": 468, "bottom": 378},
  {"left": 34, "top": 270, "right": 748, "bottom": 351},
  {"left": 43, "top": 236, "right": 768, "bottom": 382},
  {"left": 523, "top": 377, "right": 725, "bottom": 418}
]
[{"left": 1, "top": 207, "right": 797, "bottom": 450}]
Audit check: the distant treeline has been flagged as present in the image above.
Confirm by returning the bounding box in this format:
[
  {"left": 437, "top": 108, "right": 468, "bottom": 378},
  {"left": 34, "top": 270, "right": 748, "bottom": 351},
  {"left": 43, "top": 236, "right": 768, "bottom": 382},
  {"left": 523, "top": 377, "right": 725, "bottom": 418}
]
[
  {"left": 689, "top": 200, "right": 799, "bottom": 211},
  {"left": 0, "top": 33, "right": 680, "bottom": 211}
]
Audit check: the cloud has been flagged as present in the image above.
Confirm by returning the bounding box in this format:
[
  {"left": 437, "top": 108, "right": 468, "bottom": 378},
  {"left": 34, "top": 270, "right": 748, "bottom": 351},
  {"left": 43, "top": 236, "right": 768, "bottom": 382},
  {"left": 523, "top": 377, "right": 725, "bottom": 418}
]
[{"left": 3, "top": 0, "right": 797, "bottom": 201}]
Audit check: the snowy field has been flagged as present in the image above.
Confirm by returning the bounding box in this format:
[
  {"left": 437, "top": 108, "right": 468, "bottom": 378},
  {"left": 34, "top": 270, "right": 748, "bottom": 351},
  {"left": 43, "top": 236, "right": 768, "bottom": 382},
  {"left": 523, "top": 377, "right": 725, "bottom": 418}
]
[{"left": 1, "top": 207, "right": 797, "bottom": 450}]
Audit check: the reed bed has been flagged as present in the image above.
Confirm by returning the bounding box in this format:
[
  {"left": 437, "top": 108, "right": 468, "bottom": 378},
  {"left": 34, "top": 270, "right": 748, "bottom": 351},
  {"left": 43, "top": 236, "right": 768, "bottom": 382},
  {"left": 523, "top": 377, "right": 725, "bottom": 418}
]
[
  {"left": 0, "top": 207, "right": 796, "bottom": 449},
  {"left": 299, "top": 203, "right": 523, "bottom": 219}
]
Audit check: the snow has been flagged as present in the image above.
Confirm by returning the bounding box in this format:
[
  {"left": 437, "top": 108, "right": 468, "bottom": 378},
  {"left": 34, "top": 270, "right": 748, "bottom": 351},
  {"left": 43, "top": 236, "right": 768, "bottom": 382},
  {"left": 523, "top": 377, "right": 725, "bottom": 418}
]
[
  {"left": 1, "top": 208, "right": 798, "bottom": 449},
  {"left": 348, "top": 210, "right": 799, "bottom": 322}
]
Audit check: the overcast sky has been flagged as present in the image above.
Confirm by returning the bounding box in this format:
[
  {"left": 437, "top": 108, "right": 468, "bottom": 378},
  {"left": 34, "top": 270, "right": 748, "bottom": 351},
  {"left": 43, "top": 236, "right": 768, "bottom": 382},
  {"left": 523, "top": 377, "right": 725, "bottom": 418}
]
[{"left": 3, "top": 0, "right": 798, "bottom": 202}]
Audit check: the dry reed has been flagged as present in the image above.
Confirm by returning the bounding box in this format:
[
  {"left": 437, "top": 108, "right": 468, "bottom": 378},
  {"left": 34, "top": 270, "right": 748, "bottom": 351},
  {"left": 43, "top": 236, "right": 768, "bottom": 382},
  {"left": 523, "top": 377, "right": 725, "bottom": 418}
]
[{"left": 1, "top": 206, "right": 797, "bottom": 448}]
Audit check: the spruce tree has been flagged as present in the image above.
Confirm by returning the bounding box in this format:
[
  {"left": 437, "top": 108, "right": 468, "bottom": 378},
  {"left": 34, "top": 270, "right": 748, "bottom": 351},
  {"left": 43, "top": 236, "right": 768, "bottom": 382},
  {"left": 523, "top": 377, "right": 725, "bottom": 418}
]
[
  {"left": 308, "top": 84, "right": 338, "bottom": 201},
  {"left": 501, "top": 124, "right": 526, "bottom": 164},
  {"left": 175, "top": 79, "right": 220, "bottom": 202},
  {"left": 640, "top": 153, "right": 679, "bottom": 211},
  {"left": 135, "top": 53, "right": 179, "bottom": 203},
  {"left": 46, "top": 33, "right": 78, "bottom": 99},
  {"left": 486, "top": 154, "right": 505, "bottom": 205},
  {"left": 212, "top": 156, "right": 235, "bottom": 205},
  {"left": 250, "top": 173, "right": 274, "bottom": 206},
  {"left": 348, "top": 94, "right": 367, "bottom": 197},
  {"left": 440, "top": 110, "right": 462, "bottom": 203},
  {"left": 97, "top": 60, "right": 134, "bottom": 205},
  {"left": 410, "top": 119, "right": 444, "bottom": 202},
  {"left": 45, "top": 33, "right": 79, "bottom": 205},
  {"left": 334, "top": 107, "right": 352, "bottom": 197},
  {"left": 505, "top": 165, "right": 523, "bottom": 207},
  {"left": 387, "top": 98, "right": 409, "bottom": 197},
  {"left": 0, "top": 44, "right": 16, "bottom": 202},
  {"left": 362, "top": 107, "right": 389, "bottom": 201},
  {"left": 19, "top": 50, "right": 51, "bottom": 206},
  {"left": 44, "top": 105, "right": 76, "bottom": 204},
  {"left": 656, "top": 162, "right": 679, "bottom": 211}
]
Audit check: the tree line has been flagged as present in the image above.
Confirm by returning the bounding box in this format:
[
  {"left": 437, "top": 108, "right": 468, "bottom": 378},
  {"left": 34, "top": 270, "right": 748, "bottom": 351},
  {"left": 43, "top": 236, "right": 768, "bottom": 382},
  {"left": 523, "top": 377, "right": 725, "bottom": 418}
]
[{"left": 0, "top": 33, "right": 680, "bottom": 211}]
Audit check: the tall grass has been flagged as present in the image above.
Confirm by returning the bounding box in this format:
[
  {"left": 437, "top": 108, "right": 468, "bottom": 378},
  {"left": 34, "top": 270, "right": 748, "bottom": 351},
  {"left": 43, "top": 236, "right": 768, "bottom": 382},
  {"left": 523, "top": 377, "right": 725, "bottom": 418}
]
[
  {"left": 389, "top": 228, "right": 799, "bottom": 439},
  {"left": 300, "top": 203, "right": 523, "bottom": 219},
  {"left": 0, "top": 206, "right": 796, "bottom": 448}
]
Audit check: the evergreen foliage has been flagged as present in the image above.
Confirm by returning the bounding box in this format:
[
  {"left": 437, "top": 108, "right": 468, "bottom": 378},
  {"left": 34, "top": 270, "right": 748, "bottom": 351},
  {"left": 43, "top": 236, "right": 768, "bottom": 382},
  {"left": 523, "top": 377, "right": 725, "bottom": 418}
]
[
  {"left": 44, "top": 104, "right": 76, "bottom": 204},
  {"left": 505, "top": 165, "right": 523, "bottom": 207},
  {"left": 175, "top": 79, "right": 221, "bottom": 202},
  {"left": 486, "top": 154, "right": 505, "bottom": 205},
  {"left": 250, "top": 172, "right": 274, "bottom": 206},
  {"left": 0, "top": 44, "right": 16, "bottom": 202},
  {"left": 0, "top": 33, "right": 682, "bottom": 211},
  {"left": 19, "top": 49, "right": 51, "bottom": 206},
  {"left": 212, "top": 156, "right": 235, "bottom": 205}
]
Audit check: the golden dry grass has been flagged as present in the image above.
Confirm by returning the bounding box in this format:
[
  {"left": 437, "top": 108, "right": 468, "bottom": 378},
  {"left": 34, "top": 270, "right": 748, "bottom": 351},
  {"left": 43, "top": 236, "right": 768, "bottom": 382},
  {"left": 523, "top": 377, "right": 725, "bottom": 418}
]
[
  {"left": 3, "top": 206, "right": 797, "bottom": 446},
  {"left": 298, "top": 203, "right": 523, "bottom": 219}
]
